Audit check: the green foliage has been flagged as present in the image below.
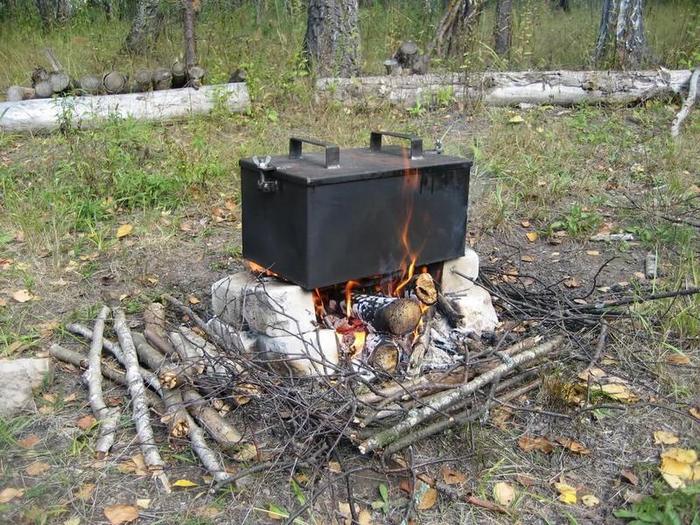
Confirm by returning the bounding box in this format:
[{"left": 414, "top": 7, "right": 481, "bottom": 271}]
[
  {"left": 548, "top": 204, "right": 602, "bottom": 238},
  {"left": 614, "top": 483, "right": 700, "bottom": 525}
]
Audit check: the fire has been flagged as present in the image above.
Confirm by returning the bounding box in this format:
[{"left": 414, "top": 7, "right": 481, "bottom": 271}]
[
  {"left": 350, "top": 330, "right": 366, "bottom": 358},
  {"left": 246, "top": 260, "right": 279, "bottom": 277},
  {"left": 312, "top": 288, "right": 326, "bottom": 318},
  {"left": 393, "top": 148, "right": 422, "bottom": 297},
  {"left": 345, "top": 280, "right": 359, "bottom": 318}
]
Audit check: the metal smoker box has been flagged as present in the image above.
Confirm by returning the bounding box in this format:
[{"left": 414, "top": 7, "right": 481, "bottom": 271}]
[{"left": 240, "top": 131, "right": 472, "bottom": 289}]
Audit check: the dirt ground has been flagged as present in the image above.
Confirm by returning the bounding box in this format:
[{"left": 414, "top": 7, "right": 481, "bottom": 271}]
[{"left": 1, "top": 104, "right": 699, "bottom": 525}]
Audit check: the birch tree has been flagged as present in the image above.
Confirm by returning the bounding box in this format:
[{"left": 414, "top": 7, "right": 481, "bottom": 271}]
[
  {"left": 124, "top": 0, "right": 163, "bottom": 54},
  {"left": 304, "top": 0, "right": 360, "bottom": 77},
  {"left": 429, "top": 0, "right": 485, "bottom": 58},
  {"left": 594, "top": 0, "right": 649, "bottom": 67}
]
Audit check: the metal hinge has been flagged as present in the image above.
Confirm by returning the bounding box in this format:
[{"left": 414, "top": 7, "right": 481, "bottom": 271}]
[{"left": 253, "top": 156, "right": 278, "bottom": 193}]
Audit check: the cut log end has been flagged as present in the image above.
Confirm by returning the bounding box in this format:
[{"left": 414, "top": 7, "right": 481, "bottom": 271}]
[{"left": 414, "top": 273, "right": 438, "bottom": 305}]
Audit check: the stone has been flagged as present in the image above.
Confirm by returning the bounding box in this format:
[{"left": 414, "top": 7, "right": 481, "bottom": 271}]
[
  {"left": 0, "top": 358, "right": 53, "bottom": 417},
  {"left": 206, "top": 318, "right": 257, "bottom": 353},
  {"left": 211, "top": 271, "right": 256, "bottom": 328},
  {"left": 243, "top": 280, "right": 317, "bottom": 337},
  {"left": 256, "top": 329, "right": 339, "bottom": 376},
  {"left": 441, "top": 247, "right": 480, "bottom": 295},
  {"left": 450, "top": 281, "right": 499, "bottom": 335}
]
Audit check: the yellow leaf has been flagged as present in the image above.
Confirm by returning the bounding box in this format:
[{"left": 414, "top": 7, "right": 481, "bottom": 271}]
[
  {"left": 692, "top": 464, "right": 700, "bottom": 481},
  {"left": 493, "top": 482, "right": 515, "bottom": 506},
  {"left": 116, "top": 224, "right": 133, "bottom": 238},
  {"left": 74, "top": 483, "right": 95, "bottom": 501},
  {"left": 582, "top": 494, "right": 600, "bottom": 507},
  {"left": 508, "top": 115, "right": 525, "bottom": 124},
  {"left": 358, "top": 509, "right": 373, "bottom": 525},
  {"left": 104, "top": 504, "right": 139, "bottom": 525},
  {"left": 526, "top": 231, "right": 538, "bottom": 242},
  {"left": 188, "top": 295, "right": 201, "bottom": 305},
  {"left": 25, "top": 461, "right": 51, "bottom": 476},
  {"left": 328, "top": 461, "right": 342, "bottom": 473},
  {"left": 136, "top": 498, "right": 151, "bottom": 509},
  {"left": 441, "top": 466, "right": 466, "bottom": 485},
  {"left": 661, "top": 448, "right": 698, "bottom": 465},
  {"left": 586, "top": 250, "right": 600, "bottom": 256},
  {"left": 416, "top": 486, "right": 438, "bottom": 510},
  {"left": 691, "top": 407, "right": 700, "bottom": 420},
  {"left": 233, "top": 443, "right": 257, "bottom": 462},
  {"left": 554, "top": 482, "right": 577, "bottom": 504},
  {"left": 661, "top": 472, "right": 685, "bottom": 489},
  {"left": 653, "top": 431, "right": 679, "bottom": 445},
  {"left": 0, "top": 487, "right": 24, "bottom": 504},
  {"left": 12, "top": 289, "right": 33, "bottom": 303},
  {"left": 600, "top": 383, "right": 639, "bottom": 403},
  {"left": 173, "top": 479, "right": 198, "bottom": 488},
  {"left": 63, "top": 517, "right": 81, "bottom": 525}
]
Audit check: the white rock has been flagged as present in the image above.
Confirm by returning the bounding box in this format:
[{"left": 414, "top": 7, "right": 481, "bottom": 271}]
[
  {"left": 243, "top": 280, "right": 317, "bottom": 337},
  {"left": 256, "top": 329, "right": 339, "bottom": 376},
  {"left": 211, "top": 271, "right": 256, "bottom": 328},
  {"left": 0, "top": 358, "right": 53, "bottom": 417},
  {"left": 441, "top": 247, "right": 480, "bottom": 295},
  {"left": 451, "top": 281, "right": 499, "bottom": 335}
]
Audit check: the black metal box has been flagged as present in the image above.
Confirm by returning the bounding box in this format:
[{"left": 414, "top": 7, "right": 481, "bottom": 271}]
[{"left": 240, "top": 132, "right": 471, "bottom": 289}]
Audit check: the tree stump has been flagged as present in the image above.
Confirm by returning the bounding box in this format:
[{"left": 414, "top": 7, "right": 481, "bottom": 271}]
[
  {"left": 134, "top": 69, "right": 153, "bottom": 92},
  {"left": 152, "top": 67, "right": 172, "bottom": 90},
  {"left": 79, "top": 75, "right": 102, "bottom": 95},
  {"left": 103, "top": 71, "right": 128, "bottom": 94},
  {"left": 6, "top": 86, "right": 35, "bottom": 101}
]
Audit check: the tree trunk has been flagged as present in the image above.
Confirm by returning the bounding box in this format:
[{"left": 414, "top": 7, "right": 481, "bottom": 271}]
[
  {"left": 182, "top": 0, "right": 198, "bottom": 70},
  {"left": 124, "top": 0, "right": 163, "bottom": 54},
  {"left": 493, "top": 0, "right": 513, "bottom": 56},
  {"left": 429, "top": 0, "right": 485, "bottom": 58},
  {"left": 303, "top": 0, "right": 360, "bottom": 77},
  {"left": 36, "top": 0, "right": 73, "bottom": 26},
  {"left": 594, "top": 0, "right": 649, "bottom": 67}
]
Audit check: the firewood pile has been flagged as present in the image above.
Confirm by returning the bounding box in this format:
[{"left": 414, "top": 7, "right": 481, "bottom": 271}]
[{"left": 48, "top": 262, "right": 698, "bottom": 502}]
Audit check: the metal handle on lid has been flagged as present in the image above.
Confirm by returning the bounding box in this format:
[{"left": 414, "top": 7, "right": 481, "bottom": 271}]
[
  {"left": 289, "top": 137, "right": 340, "bottom": 168},
  {"left": 370, "top": 131, "right": 423, "bottom": 159}
]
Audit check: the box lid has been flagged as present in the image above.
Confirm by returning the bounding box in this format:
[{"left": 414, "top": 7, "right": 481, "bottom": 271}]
[{"left": 239, "top": 133, "right": 472, "bottom": 187}]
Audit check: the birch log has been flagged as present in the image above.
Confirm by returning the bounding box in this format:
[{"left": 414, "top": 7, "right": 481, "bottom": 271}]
[
  {"left": 113, "top": 307, "right": 170, "bottom": 491},
  {"left": 671, "top": 67, "right": 699, "bottom": 138},
  {"left": 316, "top": 69, "right": 693, "bottom": 108},
  {"left": 358, "top": 335, "right": 564, "bottom": 454},
  {"left": 182, "top": 388, "right": 243, "bottom": 446},
  {"left": 0, "top": 82, "right": 250, "bottom": 133},
  {"left": 86, "top": 306, "right": 121, "bottom": 458}
]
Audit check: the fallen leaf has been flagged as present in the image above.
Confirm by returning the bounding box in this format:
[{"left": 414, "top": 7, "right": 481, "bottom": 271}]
[
  {"left": 416, "top": 486, "right": 438, "bottom": 510},
  {"left": 521, "top": 255, "right": 535, "bottom": 262},
  {"left": 188, "top": 295, "right": 200, "bottom": 305},
  {"left": 74, "top": 483, "right": 95, "bottom": 501},
  {"left": 63, "top": 517, "right": 81, "bottom": 525},
  {"left": 518, "top": 435, "right": 554, "bottom": 454},
  {"left": 76, "top": 415, "right": 96, "bottom": 430},
  {"left": 563, "top": 277, "right": 581, "bottom": 288},
  {"left": 104, "top": 504, "right": 139, "bottom": 525},
  {"left": 526, "top": 231, "right": 538, "bottom": 243},
  {"left": 659, "top": 448, "right": 697, "bottom": 481},
  {"left": 25, "top": 461, "right": 51, "bottom": 476},
  {"left": 233, "top": 443, "right": 257, "bottom": 462},
  {"left": 64, "top": 392, "right": 78, "bottom": 403},
  {"left": 194, "top": 506, "right": 222, "bottom": 519},
  {"left": 173, "top": 479, "right": 198, "bottom": 488},
  {"left": 358, "top": 509, "right": 373, "bottom": 525},
  {"left": 43, "top": 393, "right": 57, "bottom": 403},
  {"left": 0, "top": 487, "right": 24, "bottom": 503},
  {"left": 599, "top": 383, "right": 639, "bottom": 403},
  {"left": 661, "top": 472, "right": 685, "bottom": 489},
  {"left": 493, "top": 482, "right": 515, "bottom": 506},
  {"left": 653, "top": 430, "right": 679, "bottom": 445},
  {"left": 116, "top": 224, "right": 133, "bottom": 239},
  {"left": 582, "top": 494, "right": 600, "bottom": 507},
  {"left": 0, "top": 298, "right": 6, "bottom": 307},
  {"left": 586, "top": 250, "right": 600, "bottom": 256},
  {"left": 665, "top": 354, "right": 690, "bottom": 365},
  {"left": 17, "top": 435, "right": 40, "bottom": 449},
  {"left": 555, "top": 437, "right": 591, "bottom": 455},
  {"left": 508, "top": 115, "right": 525, "bottom": 124},
  {"left": 691, "top": 407, "right": 700, "bottom": 420},
  {"left": 398, "top": 479, "right": 413, "bottom": 494},
  {"left": 554, "top": 482, "right": 577, "bottom": 504},
  {"left": 520, "top": 220, "right": 531, "bottom": 228},
  {"left": 267, "top": 503, "right": 289, "bottom": 520},
  {"left": 117, "top": 454, "right": 148, "bottom": 476},
  {"left": 328, "top": 461, "right": 342, "bottom": 473},
  {"left": 12, "top": 289, "right": 33, "bottom": 303},
  {"left": 515, "top": 474, "right": 536, "bottom": 487},
  {"left": 620, "top": 469, "right": 639, "bottom": 486},
  {"left": 441, "top": 466, "right": 466, "bottom": 485}
]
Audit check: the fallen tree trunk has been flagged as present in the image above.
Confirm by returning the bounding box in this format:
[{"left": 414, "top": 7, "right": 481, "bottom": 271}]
[
  {"left": 0, "top": 82, "right": 251, "bottom": 133},
  {"left": 316, "top": 69, "right": 693, "bottom": 108}
]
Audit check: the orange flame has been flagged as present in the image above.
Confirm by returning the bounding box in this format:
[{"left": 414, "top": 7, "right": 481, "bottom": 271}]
[
  {"left": 345, "top": 280, "right": 359, "bottom": 318},
  {"left": 312, "top": 288, "right": 325, "bottom": 318},
  {"left": 393, "top": 147, "right": 422, "bottom": 296},
  {"left": 350, "top": 330, "right": 366, "bottom": 358},
  {"left": 246, "top": 260, "right": 279, "bottom": 277}
]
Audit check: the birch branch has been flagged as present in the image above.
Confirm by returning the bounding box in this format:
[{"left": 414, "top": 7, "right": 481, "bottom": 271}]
[
  {"left": 671, "top": 67, "right": 699, "bottom": 138},
  {"left": 86, "top": 306, "right": 121, "bottom": 458},
  {"left": 182, "top": 388, "right": 244, "bottom": 446},
  {"left": 113, "top": 307, "right": 170, "bottom": 492},
  {"left": 358, "top": 335, "right": 565, "bottom": 454}
]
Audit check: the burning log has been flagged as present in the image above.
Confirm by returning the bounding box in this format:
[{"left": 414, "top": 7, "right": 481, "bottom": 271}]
[
  {"left": 48, "top": 344, "right": 163, "bottom": 409},
  {"left": 85, "top": 306, "right": 121, "bottom": 457},
  {"left": 113, "top": 307, "right": 170, "bottom": 491},
  {"left": 412, "top": 273, "right": 438, "bottom": 305},
  {"left": 353, "top": 295, "right": 422, "bottom": 336},
  {"left": 182, "top": 388, "right": 243, "bottom": 446},
  {"left": 365, "top": 333, "right": 400, "bottom": 374}
]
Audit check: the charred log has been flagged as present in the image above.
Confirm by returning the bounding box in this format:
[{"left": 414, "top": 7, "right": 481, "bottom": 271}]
[{"left": 353, "top": 295, "right": 422, "bottom": 336}]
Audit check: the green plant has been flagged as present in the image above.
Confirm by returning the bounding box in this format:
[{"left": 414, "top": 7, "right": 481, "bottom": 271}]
[
  {"left": 408, "top": 99, "right": 425, "bottom": 118},
  {"left": 372, "top": 483, "right": 390, "bottom": 514},
  {"left": 548, "top": 204, "right": 602, "bottom": 238},
  {"left": 614, "top": 483, "right": 700, "bottom": 524}
]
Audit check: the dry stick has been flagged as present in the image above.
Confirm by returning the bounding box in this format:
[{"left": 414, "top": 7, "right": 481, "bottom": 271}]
[
  {"left": 113, "top": 307, "right": 170, "bottom": 492},
  {"left": 49, "top": 344, "right": 163, "bottom": 409},
  {"left": 359, "top": 335, "right": 564, "bottom": 454},
  {"left": 87, "top": 306, "right": 121, "bottom": 458},
  {"left": 143, "top": 302, "right": 168, "bottom": 341},
  {"left": 162, "top": 294, "right": 232, "bottom": 351},
  {"left": 406, "top": 306, "right": 435, "bottom": 378},
  {"left": 383, "top": 377, "right": 541, "bottom": 456},
  {"left": 671, "top": 67, "right": 699, "bottom": 138},
  {"left": 587, "top": 319, "right": 609, "bottom": 369},
  {"left": 144, "top": 327, "right": 177, "bottom": 356},
  {"left": 132, "top": 332, "right": 167, "bottom": 372},
  {"left": 67, "top": 323, "right": 163, "bottom": 395},
  {"left": 184, "top": 411, "right": 231, "bottom": 484},
  {"left": 182, "top": 389, "right": 243, "bottom": 446}
]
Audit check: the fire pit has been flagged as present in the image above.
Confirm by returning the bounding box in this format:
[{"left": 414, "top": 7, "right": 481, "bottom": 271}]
[{"left": 210, "top": 132, "right": 498, "bottom": 380}]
